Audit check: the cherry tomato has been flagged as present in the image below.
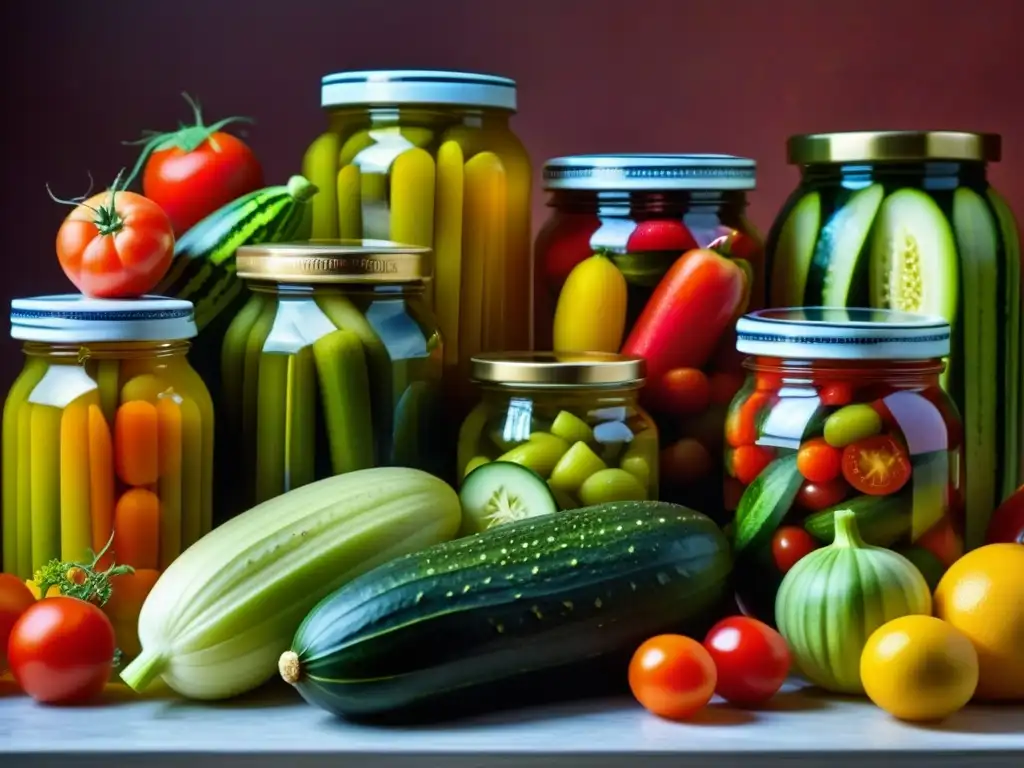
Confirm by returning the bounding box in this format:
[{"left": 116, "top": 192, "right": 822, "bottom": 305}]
[
  {"left": 7, "top": 596, "right": 116, "bottom": 704},
  {"left": 796, "top": 477, "right": 850, "bottom": 511},
  {"left": 841, "top": 434, "right": 912, "bottom": 496},
  {"left": 755, "top": 373, "right": 783, "bottom": 392},
  {"left": 703, "top": 616, "right": 791, "bottom": 706},
  {"left": 0, "top": 574, "right": 36, "bottom": 673},
  {"left": 819, "top": 381, "right": 854, "bottom": 406},
  {"left": 127, "top": 94, "right": 264, "bottom": 235},
  {"left": 626, "top": 220, "right": 698, "bottom": 253},
  {"left": 772, "top": 527, "right": 820, "bottom": 574},
  {"left": 629, "top": 634, "right": 717, "bottom": 720},
  {"left": 988, "top": 485, "right": 1024, "bottom": 544},
  {"left": 657, "top": 368, "right": 710, "bottom": 414},
  {"left": 661, "top": 438, "right": 714, "bottom": 487},
  {"left": 708, "top": 370, "right": 746, "bottom": 406},
  {"left": 732, "top": 444, "right": 775, "bottom": 485},
  {"left": 796, "top": 438, "right": 842, "bottom": 483},
  {"left": 726, "top": 391, "right": 770, "bottom": 448},
  {"left": 54, "top": 183, "right": 174, "bottom": 299},
  {"left": 916, "top": 515, "right": 964, "bottom": 567}
]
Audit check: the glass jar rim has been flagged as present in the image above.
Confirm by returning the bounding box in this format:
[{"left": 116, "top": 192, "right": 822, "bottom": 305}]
[
  {"left": 236, "top": 240, "right": 432, "bottom": 284},
  {"left": 10, "top": 295, "right": 196, "bottom": 344},
  {"left": 787, "top": 131, "right": 1000, "bottom": 164},
  {"left": 320, "top": 69, "right": 517, "bottom": 111},
  {"left": 736, "top": 307, "right": 951, "bottom": 361},
  {"left": 471, "top": 352, "right": 646, "bottom": 388},
  {"left": 542, "top": 154, "right": 756, "bottom": 192}
]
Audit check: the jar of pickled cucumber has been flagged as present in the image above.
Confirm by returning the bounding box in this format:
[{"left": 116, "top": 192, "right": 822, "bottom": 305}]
[
  {"left": 2, "top": 295, "right": 214, "bottom": 657},
  {"left": 301, "top": 69, "right": 532, "bottom": 405},
  {"left": 534, "top": 154, "right": 764, "bottom": 516},
  {"left": 456, "top": 352, "right": 658, "bottom": 518},
  {"left": 223, "top": 240, "right": 443, "bottom": 518},
  {"left": 727, "top": 308, "right": 963, "bottom": 623}
]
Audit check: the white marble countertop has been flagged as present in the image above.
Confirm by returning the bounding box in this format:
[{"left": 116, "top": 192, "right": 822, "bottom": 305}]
[{"left": 1, "top": 676, "right": 1022, "bottom": 767}]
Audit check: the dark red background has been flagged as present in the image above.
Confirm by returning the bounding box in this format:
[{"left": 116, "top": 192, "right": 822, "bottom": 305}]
[{"left": 2, "top": 0, "right": 1021, "bottom": 388}]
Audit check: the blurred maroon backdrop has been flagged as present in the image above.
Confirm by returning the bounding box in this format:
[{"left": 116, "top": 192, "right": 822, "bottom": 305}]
[{"left": 1, "top": 0, "right": 1022, "bottom": 389}]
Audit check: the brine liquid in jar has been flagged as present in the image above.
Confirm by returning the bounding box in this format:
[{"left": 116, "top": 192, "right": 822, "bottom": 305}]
[{"left": 726, "top": 308, "right": 963, "bottom": 623}]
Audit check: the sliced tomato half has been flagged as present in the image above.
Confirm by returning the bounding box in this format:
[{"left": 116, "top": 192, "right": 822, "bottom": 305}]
[{"left": 841, "top": 434, "right": 912, "bottom": 496}]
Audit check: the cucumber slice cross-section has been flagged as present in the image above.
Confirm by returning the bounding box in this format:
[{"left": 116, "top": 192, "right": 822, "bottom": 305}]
[
  {"left": 459, "top": 461, "right": 559, "bottom": 536},
  {"left": 769, "top": 191, "right": 821, "bottom": 307}
]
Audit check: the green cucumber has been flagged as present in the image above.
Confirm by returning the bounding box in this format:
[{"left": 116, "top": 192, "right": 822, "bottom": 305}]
[
  {"left": 734, "top": 453, "right": 802, "bottom": 552},
  {"left": 806, "top": 183, "right": 884, "bottom": 306},
  {"left": 804, "top": 492, "right": 911, "bottom": 547},
  {"left": 283, "top": 501, "right": 732, "bottom": 720},
  {"left": 312, "top": 329, "right": 375, "bottom": 475},
  {"left": 987, "top": 188, "right": 1022, "bottom": 499},
  {"left": 459, "top": 461, "right": 559, "bottom": 535},
  {"left": 953, "top": 187, "right": 1000, "bottom": 549},
  {"left": 769, "top": 191, "right": 821, "bottom": 306}
]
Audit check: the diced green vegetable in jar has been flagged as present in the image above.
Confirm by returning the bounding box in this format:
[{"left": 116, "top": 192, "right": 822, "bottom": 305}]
[
  {"left": 823, "top": 404, "right": 883, "bottom": 448},
  {"left": 549, "top": 410, "right": 594, "bottom": 444},
  {"left": 548, "top": 441, "right": 607, "bottom": 493},
  {"left": 497, "top": 433, "right": 570, "bottom": 477},
  {"left": 578, "top": 468, "right": 647, "bottom": 506}
]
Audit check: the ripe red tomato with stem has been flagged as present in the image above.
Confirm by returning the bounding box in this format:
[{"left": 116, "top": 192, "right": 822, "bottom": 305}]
[
  {"left": 52, "top": 171, "right": 175, "bottom": 298},
  {"left": 703, "top": 616, "right": 791, "bottom": 705},
  {"left": 124, "top": 93, "right": 263, "bottom": 235},
  {"left": 629, "top": 634, "right": 717, "bottom": 720},
  {"left": 8, "top": 596, "right": 117, "bottom": 704}
]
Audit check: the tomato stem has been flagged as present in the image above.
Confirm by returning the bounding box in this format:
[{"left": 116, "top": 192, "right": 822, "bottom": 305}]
[
  {"left": 32, "top": 530, "right": 134, "bottom": 606},
  {"left": 45, "top": 171, "right": 100, "bottom": 215},
  {"left": 122, "top": 92, "right": 255, "bottom": 189}
]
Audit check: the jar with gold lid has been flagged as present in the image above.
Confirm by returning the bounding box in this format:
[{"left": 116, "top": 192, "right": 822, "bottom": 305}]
[
  {"left": 456, "top": 352, "right": 658, "bottom": 512},
  {"left": 221, "top": 240, "right": 443, "bottom": 519}
]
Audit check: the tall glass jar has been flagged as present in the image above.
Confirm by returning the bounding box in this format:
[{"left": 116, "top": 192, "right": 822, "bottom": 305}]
[
  {"left": 300, "top": 70, "right": 532, "bottom": 408},
  {"left": 2, "top": 295, "right": 214, "bottom": 657},
  {"left": 765, "top": 131, "right": 1020, "bottom": 548},
  {"left": 534, "top": 154, "right": 763, "bottom": 515},
  {"left": 456, "top": 352, "right": 658, "bottom": 513},
  {"left": 221, "top": 241, "right": 443, "bottom": 519},
  {"left": 726, "top": 308, "right": 963, "bottom": 623}
]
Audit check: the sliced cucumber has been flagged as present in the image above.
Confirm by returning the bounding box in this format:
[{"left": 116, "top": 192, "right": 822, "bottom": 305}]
[
  {"left": 459, "top": 461, "right": 559, "bottom": 535},
  {"left": 953, "top": 186, "right": 999, "bottom": 549},
  {"left": 811, "top": 183, "right": 884, "bottom": 306},
  {"left": 869, "top": 188, "right": 958, "bottom": 321},
  {"left": 770, "top": 191, "right": 821, "bottom": 307}
]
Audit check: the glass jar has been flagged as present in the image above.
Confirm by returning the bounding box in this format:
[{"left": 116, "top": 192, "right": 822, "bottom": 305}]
[
  {"left": 300, "top": 69, "right": 532, "bottom": 404},
  {"left": 222, "top": 240, "right": 443, "bottom": 518},
  {"left": 457, "top": 352, "right": 658, "bottom": 509},
  {"left": 765, "top": 131, "right": 1019, "bottom": 549},
  {"left": 2, "top": 295, "right": 214, "bottom": 656},
  {"left": 727, "top": 308, "right": 964, "bottom": 623},
  {"left": 534, "top": 154, "right": 764, "bottom": 514}
]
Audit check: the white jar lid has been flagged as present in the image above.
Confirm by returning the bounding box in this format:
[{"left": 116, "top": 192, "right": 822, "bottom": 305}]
[
  {"left": 543, "top": 154, "right": 757, "bottom": 191},
  {"left": 11, "top": 295, "right": 197, "bottom": 343},
  {"left": 735, "top": 307, "right": 951, "bottom": 361},
  {"left": 321, "top": 70, "right": 517, "bottom": 111}
]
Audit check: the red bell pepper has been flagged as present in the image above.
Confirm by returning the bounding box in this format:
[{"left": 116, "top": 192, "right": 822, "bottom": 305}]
[
  {"left": 622, "top": 248, "right": 749, "bottom": 391},
  {"left": 987, "top": 485, "right": 1024, "bottom": 544}
]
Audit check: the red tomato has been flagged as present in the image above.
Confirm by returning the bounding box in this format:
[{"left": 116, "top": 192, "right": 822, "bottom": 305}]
[
  {"left": 796, "top": 438, "right": 842, "bottom": 483},
  {"left": 54, "top": 183, "right": 174, "bottom": 299},
  {"left": 626, "top": 220, "right": 698, "bottom": 253},
  {"left": 708, "top": 370, "right": 746, "bottom": 406},
  {"left": 1, "top": 574, "right": 36, "bottom": 672},
  {"left": 755, "top": 373, "right": 783, "bottom": 392},
  {"left": 772, "top": 527, "right": 819, "bottom": 574},
  {"left": 819, "top": 381, "right": 854, "bottom": 406},
  {"left": 732, "top": 444, "right": 775, "bottom": 485},
  {"left": 657, "top": 368, "right": 711, "bottom": 414},
  {"left": 128, "top": 94, "right": 263, "bottom": 235},
  {"left": 841, "top": 435, "right": 912, "bottom": 496},
  {"left": 703, "top": 616, "right": 791, "bottom": 706},
  {"left": 629, "top": 634, "right": 717, "bottom": 720},
  {"left": 661, "top": 438, "right": 714, "bottom": 487},
  {"left": 707, "top": 228, "right": 762, "bottom": 261},
  {"left": 538, "top": 216, "right": 599, "bottom": 292},
  {"left": 7, "top": 596, "right": 116, "bottom": 704},
  {"left": 988, "top": 486, "right": 1024, "bottom": 544},
  {"left": 796, "top": 477, "right": 850, "bottom": 511},
  {"left": 726, "top": 391, "right": 770, "bottom": 448},
  {"left": 916, "top": 515, "right": 964, "bottom": 567}
]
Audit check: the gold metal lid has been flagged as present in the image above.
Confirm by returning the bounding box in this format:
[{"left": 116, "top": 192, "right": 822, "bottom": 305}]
[
  {"left": 235, "top": 239, "right": 432, "bottom": 283},
  {"left": 787, "top": 131, "right": 1001, "bottom": 164},
  {"left": 470, "top": 352, "right": 646, "bottom": 388}
]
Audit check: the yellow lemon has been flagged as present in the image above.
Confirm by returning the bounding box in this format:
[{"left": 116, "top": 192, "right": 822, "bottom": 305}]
[
  {"left": 860, "top": 615, "right": 978, "bottom": 721},
  {"left": 933, "top": 543, "right": 1024, "bottom": 701}
]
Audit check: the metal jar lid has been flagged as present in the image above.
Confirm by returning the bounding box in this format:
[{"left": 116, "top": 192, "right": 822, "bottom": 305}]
[
  {"left": 10, "top": 295, "right": 197, "bottom": 343},
  {"left": 321, "top": 70, "right": 517, "bottom": 111},
  {"left": 735, "top": 307, "right": 951, "bottom": 361},
  {"left": 542, "top": 154, "right": 757, "bottom": 192},
  {"left": 787, "top": 131, "right": 1001, "bottom": 164},
  {"left": 470, "top": 352, "right": 646, "bottom": 388},
  {"left": 235, "top": 240, "right": 432, "bottom": 284}
]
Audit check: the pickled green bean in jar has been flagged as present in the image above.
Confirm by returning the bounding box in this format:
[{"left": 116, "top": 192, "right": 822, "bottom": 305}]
[{"left": 222, "top": 241, "right": 443, "bottom": 518}]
